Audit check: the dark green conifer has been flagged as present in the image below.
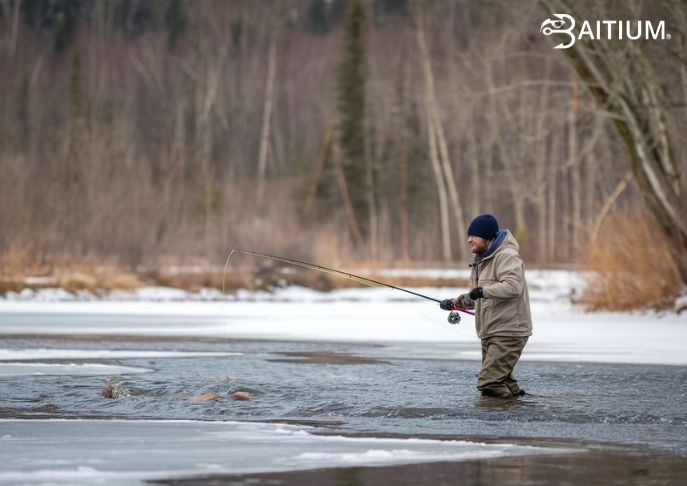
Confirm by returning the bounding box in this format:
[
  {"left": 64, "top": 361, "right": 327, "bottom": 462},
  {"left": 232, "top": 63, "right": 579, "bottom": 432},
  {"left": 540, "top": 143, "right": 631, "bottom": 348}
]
[{"left": 336, "top": 0, "right": 370, "bottom": 236}]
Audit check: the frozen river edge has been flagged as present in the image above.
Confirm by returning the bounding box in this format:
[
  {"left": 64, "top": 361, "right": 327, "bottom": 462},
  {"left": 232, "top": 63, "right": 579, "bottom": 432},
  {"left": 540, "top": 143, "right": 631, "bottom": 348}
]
[
  {"left": 2, "top": 419, "right": 685, "bottom": 486},
  {"left": 1, "top": 295, "right": 686, "bottom": 366},
  {"left": 0, "top": 419, "right": 572, "bottom": 486},
  {"left": 2, "top": 269, "right": 686, "bottom": 366}
]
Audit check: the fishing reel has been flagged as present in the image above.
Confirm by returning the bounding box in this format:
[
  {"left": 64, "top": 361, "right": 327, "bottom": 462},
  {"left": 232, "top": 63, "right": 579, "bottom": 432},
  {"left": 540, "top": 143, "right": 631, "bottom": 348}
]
[{"left": 447, "top": 310, "right": 461, "bottom": 325}]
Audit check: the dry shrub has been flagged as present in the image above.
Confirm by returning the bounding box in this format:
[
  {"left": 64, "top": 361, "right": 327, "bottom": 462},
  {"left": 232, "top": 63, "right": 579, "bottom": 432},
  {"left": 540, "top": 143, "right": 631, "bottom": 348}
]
[
  {"left": 103, "top": 272, "right": 146, "bottom": 290},
  {"left": 147, "top": 260, "right": 225, "bottom": 292},
  {"left": 0, "top": 244, "right": 48, "bottom": 275},
  {"left": 371, "top": 275, "right": 470, "bottom": 289},
  {"left": 581, "top": 211, "right": 681, "bottom": 311},
  {"left": 0, "top": 249, "right": 148, "bottom": 294},
  {"left": 57, "top": 272, "right": 98, "bottom": 292},
  {"left": 241, "top": 262, "right": 470, "bottom": 292},
  {"left": 55, "top": 265, "right": 147, "bottom": 292}
]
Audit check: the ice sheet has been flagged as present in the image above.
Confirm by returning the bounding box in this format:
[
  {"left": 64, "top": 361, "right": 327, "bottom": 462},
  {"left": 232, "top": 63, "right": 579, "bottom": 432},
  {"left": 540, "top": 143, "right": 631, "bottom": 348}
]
[
  {"left": 0, "top": 299, "right": 685, "bottom": 365},
  {"left": 0, "top": 349, "right": 241, "bottom": 360},
  {"left": 0, "top": 270, "right": 685, "bottom": 366},
  {"left": 0, "top": 419, "right": 563, "bottom": 485},
  {"left": 0, "top": 362, "right": 150, "bottom": 376}
]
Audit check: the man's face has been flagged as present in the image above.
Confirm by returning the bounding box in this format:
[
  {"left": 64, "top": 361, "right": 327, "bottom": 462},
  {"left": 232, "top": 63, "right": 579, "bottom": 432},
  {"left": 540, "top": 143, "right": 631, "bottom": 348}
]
[{"left": 467, "top": 235, "right": 490, "bottom": 254}]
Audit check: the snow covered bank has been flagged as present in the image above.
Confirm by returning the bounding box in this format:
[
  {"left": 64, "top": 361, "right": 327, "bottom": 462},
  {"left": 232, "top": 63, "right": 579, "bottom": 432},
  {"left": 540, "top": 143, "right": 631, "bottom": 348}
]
[
  {"left": 0, "top": 419, "right": 565, "bottom": 485},
  {"left": 1, "top": 269, "right": 584, "bottom": 303},
  {"left": 0, "top": 270, "right": 685, "bottom": 366},
  {"left": 0, "top": 299, "right": 685, "bottom": 365}
]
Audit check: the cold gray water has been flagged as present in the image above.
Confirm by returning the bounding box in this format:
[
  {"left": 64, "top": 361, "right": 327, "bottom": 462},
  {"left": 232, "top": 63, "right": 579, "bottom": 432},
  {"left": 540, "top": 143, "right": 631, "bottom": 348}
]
[{"left": 2, "top": 335, "right": 686, "bottom": 455}]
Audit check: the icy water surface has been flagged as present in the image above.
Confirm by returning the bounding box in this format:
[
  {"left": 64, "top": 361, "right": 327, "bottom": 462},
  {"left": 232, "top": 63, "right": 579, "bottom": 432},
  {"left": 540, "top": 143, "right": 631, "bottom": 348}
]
[
  {"left": 2, "top": 282, "right": 686, "bottom": 484},
  {"left": 1, "top": 335, "right": 685, "bottom": 454},
  {"left": 1, "top": 419, "right": 560, "bottom": 485}
]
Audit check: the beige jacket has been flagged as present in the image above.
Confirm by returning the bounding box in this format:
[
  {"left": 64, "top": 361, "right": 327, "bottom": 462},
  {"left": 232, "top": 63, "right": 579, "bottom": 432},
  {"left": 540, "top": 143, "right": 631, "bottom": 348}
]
[{"left": 458, "top": 230, "right": 533, "bottom": 339}]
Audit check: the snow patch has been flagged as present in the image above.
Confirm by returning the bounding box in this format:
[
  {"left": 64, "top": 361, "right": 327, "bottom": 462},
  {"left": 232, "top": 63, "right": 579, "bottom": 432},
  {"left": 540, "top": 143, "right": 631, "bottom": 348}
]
[
  {"left": 0, "top": 362, "right": 150, "bottom": 376},
  {"left": 288, "top": 448, "right": 506, "bottom": 465},
  {"left": 0, "top": 270, "right": 685, "bottom": 366},
  {"left": 0, "top": 419, "right": 565, "bottom": 485},
  {"left": 0, "top": 349, "right": 241, "bottom": 361}
]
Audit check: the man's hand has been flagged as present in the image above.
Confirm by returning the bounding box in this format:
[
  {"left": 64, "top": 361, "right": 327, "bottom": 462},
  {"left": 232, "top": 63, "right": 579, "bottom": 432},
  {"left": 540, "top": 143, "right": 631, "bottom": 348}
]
[
  {"left": 469, "top": 287, "right": 484, "bottom": 300},
  {"left": 455, "top": 293, "right": 472, "bottom": 308},
  {"left": 439, "top": 298, "right": 455, "bottom": 310}
]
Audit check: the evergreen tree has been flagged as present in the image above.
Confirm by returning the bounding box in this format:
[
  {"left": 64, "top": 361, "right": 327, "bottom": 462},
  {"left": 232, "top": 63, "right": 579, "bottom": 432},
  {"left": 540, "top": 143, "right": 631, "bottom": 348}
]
[
  {"left": 165, "top": 0, "right": 187, "bottom": 50},
  {"left": 307, "top": 0, "right": 347, "bottom": 35},
  {"left": 336, "top": 0, "right": 370, "bottom": 237}
]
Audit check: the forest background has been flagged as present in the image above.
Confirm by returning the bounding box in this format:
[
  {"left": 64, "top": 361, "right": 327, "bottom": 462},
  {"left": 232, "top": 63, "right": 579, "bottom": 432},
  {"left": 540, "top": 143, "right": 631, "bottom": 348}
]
[{"left": 1, "top": 0, "right": 685, "bottom": 310}]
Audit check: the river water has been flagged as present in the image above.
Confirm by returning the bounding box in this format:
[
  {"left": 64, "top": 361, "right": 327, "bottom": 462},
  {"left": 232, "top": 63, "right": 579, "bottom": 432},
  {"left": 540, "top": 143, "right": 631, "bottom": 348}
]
[
  {"left": 2, "top": 335, "right": 685, "bottom": 454},
  {"left": 1, "top": 293, "right": 686, "bottom": 484}
]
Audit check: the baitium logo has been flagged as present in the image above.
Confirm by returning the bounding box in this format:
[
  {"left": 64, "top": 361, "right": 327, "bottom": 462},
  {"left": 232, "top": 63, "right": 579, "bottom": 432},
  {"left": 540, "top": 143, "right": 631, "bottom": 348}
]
[{"left": 540, "top": 13, "right": 670, "bottom": 49}]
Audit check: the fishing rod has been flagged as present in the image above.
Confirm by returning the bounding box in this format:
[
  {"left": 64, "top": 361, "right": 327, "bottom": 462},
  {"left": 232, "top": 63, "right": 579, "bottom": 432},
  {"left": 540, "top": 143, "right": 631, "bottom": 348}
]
[{"left": 224, "top": 248, "right": 474, "bottom": 324}]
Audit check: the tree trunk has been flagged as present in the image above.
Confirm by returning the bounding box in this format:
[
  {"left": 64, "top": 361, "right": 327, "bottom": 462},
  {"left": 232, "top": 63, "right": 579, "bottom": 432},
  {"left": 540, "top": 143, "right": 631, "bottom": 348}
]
[
  {"left": 413, "top": 1, "right": 452, "bottom": 261},
  {"left": 493, "top": 115, "right": 527, "bottom": 240},
  {"left": 568, "top": 108, "right": 580, "bottom": 259},
  {"left": 399, "top": 143, "right": 410, "bottom": 261},
  {"left": 432, "top": 106, "right": 467, "bottom": 259},
  {"left": 332, "top": 142, "right": 365, "bottom": 251},
  {"left": 590, "top": 171, "right": 633, "bottom": 244},
  {"left": 364, "top": 104, "right": 378, "bottom": 260},
  {"left": 467, "top": 118, "right": 480, "bottom": 219},
  {"left": 547, "top": 137, "right": 558, "bottom": 262},
  {"left": 303, "top": 125, "right": 333, "bottom": 218},
  {"left": 425, "top": 101, "right": 452, "bottom": 261},
  {"left": 8, "top": 0, "right": 21, "bottom": 58},
  {"left": 256, "top": 33, "right": 277, "bottom": 205}
]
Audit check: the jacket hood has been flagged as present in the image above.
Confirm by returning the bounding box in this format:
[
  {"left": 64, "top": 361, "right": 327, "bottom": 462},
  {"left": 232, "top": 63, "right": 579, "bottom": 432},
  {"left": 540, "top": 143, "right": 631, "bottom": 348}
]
[
  {"left": 491, "top": 229, "right": 519, "bottom": 256},
  {"left": 472, "top": 229, "right": 518, "bottom": 265}
]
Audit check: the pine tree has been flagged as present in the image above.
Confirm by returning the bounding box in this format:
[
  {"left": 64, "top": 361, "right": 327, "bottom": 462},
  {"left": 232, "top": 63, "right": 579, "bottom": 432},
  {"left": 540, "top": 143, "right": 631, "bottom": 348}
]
[
  {"left": 165, "top": 0, "right": 187, "bottom": 50},
  {"left": 336, "top": 0, "right": 370, "bottom": 238}
]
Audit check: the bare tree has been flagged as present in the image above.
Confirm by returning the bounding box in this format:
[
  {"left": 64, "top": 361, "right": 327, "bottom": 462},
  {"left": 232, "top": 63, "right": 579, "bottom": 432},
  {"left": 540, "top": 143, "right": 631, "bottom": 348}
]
[
  {"left": 414, "top": 0, "right": 472, "bottom": 260},
  {"left": 543, "top": 0, "right": 687, "bottom": 282},
  {"left": 0, "top": 0, "right": 671, "bottom": 275},
  {"left": 256, "top": 29, "right": 278, "bottom": 205}
]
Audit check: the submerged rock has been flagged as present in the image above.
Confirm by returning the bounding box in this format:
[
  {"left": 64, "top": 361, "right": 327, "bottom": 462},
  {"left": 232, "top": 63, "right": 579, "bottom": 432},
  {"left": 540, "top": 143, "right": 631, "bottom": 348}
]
[
  {"left": 190, "top": 392, "right": 221, "bottom": 401},
  {"left": 232, "top": 391, "right": 251, "bottom": 401},
  {"left": 101, "top": 377, "right": 132, "bottom": 399}
]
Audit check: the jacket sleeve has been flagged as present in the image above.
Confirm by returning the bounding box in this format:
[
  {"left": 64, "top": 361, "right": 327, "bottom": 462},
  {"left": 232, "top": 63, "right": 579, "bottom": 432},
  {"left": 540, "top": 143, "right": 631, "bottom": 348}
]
[{"left": 482, "top": 251, "right": 524, "bottom": 300}]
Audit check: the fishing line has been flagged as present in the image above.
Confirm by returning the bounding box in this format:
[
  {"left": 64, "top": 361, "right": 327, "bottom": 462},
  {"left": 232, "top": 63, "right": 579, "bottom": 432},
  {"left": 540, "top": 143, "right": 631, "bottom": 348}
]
[
  {"left": 222, "top": 248, "right": 475, "bottom": 326},
  {"left": 224, "top": 249, "right": 457, "bottom": 304}
]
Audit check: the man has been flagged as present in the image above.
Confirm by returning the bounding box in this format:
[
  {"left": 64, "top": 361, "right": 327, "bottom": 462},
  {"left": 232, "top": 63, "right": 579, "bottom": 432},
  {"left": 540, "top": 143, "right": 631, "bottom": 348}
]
[{"left": 440, "top": 214, "right": 532, "bottom": 398}]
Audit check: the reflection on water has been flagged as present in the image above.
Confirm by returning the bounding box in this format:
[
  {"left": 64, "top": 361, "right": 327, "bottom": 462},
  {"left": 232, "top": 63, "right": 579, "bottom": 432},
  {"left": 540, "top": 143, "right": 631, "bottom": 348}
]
[{"left": 1, "top": 336, "right": 686, "bottom": 454}]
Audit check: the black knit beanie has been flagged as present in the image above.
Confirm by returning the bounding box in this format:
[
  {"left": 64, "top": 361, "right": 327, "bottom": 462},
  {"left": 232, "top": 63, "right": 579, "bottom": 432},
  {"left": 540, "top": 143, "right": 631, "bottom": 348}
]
[{"left": 467, "top": 214, "right": 499, "bottom": 240}]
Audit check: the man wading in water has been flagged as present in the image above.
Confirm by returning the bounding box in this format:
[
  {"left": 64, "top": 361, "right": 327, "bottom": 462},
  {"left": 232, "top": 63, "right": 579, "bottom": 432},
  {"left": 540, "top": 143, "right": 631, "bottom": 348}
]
[{"left": 440, "top": 214, "right": 533, "bottom": 398}]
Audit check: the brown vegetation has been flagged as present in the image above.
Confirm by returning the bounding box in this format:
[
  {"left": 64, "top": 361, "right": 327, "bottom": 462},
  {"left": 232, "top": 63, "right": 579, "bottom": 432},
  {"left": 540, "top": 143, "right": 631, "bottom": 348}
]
[
  {"left": 0, "top": 234, "right": 468, "bottom": 293},
  {"left": 0, "top": 249, "right": 146, "bottom": 294},
  {"left": 0, "top": 1, "right": 636, "bottom": 267},
  {"left": 581, "top": 211, "right": 682, "bottom": 311}
]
